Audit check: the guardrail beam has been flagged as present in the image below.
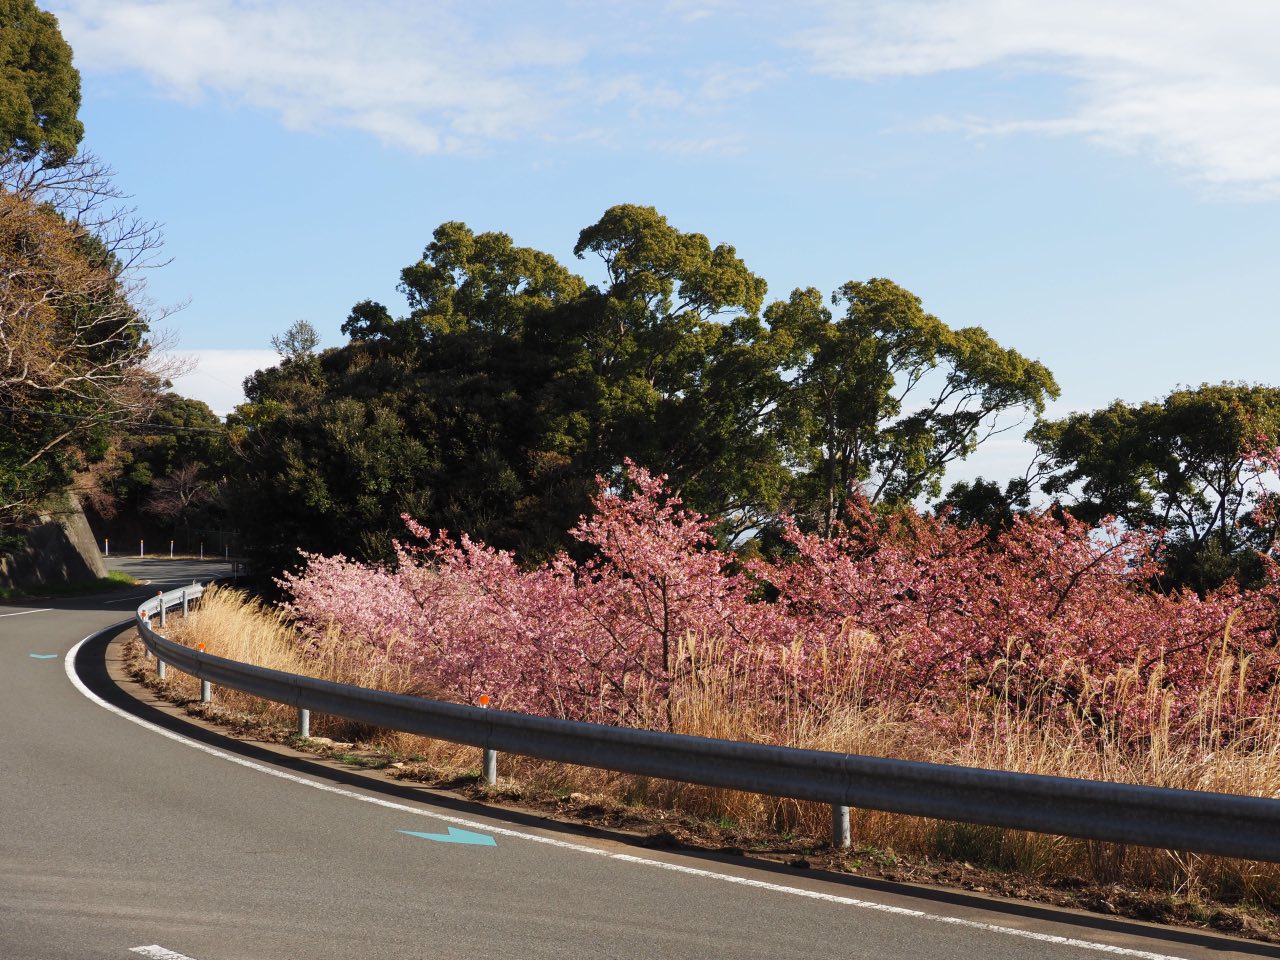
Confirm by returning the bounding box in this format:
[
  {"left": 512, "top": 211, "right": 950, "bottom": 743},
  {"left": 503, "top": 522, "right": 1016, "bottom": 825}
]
[{"left": 132, "top": 582, "right": 1280, "bottom": 863}]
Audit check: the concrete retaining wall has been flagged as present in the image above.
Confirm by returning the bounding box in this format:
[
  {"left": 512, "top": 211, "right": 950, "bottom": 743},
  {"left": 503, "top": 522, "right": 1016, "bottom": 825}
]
[{"left": 0, "top": 495, "right": 107, "bottom": 592}]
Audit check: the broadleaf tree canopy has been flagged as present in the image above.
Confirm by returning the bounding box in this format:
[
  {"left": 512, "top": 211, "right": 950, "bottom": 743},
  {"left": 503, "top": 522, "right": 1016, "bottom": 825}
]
[
  {"left": 0, "top": 0, "right": 82, "bottom": 166},
  {"left": 230, "top": 207, "right": 1058, "bottom": 570}
]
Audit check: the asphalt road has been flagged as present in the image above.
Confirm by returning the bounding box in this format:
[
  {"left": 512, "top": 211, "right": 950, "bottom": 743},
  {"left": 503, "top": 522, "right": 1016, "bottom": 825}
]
[{"left": 1, "top": 560, "right": 1276, "bottom": 960}]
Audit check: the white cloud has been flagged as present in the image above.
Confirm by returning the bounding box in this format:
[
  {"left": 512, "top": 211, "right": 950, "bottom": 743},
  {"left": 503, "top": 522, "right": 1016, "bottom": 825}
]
[
  {"left": 52, "top": 0, "right": 580, "bottom": 153},
  {"left": 56, "top": 0, "right": 1274, "bottom": 193},
  {"left": 664, "top": 0, "right": 732, "bottom": 24},
  {"left": 50, "top": 1, "right": 792, "bottom": 156},
  {"left": 165, "top": 348, "right": 278, "bottom": 417},
  {"left": 698, "top": 64, "right": 784, "bottom": 102},
  {"left": 654, "top": 134, "right": 745, "bottom": 156},
  {"left": 794, "top": 0, "right": 1280, "bottom": 193}
]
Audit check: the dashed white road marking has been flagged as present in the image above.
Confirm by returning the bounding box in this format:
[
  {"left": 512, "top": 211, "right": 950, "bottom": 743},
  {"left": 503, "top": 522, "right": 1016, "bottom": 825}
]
[
  {"left": 68, "top": 626, "right": 1192, "bottom": 960},
  {"left": 130, "top": 946, "right": 199, "bottom": 959},
  {"left": 0, "top": 607, "right": 52, "bottom": 618}
]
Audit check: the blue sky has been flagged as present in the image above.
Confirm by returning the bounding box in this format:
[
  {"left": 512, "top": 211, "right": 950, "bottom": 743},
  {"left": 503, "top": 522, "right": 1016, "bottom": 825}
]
[{"left": 43, "top": 0, "right": 1280, "bottom": 488}]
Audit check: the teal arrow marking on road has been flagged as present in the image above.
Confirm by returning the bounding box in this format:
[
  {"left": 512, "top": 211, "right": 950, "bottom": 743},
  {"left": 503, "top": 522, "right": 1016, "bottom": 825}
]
[
  {"left": 399, "top": 827, "right": 496, "bottom": 847},
  {"left": 29, "top": 654, "right": 58, "bottom": 659}
]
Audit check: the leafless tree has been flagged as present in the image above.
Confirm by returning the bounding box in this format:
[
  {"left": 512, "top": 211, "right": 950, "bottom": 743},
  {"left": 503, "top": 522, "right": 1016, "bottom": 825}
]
[
  {"left": 0, "top": 151, "right": 169, "bottom": 274},
  {"left": 0, "top": 180, "right": 186, "bottom": 527},
  {"left": 144, "top": 463, "right": 214, "bottom": 525}
]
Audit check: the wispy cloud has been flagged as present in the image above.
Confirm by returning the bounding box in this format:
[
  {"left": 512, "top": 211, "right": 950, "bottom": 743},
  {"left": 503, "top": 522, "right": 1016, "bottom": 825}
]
[
  {"left": 698, "top": 64, "right": 784, "bottom": 102},
  {"left": 52, "top": 0, "right": 582, "bottom": 153},
  {"left": 794, "top": 0, "right": 1280, "bottom": 193},
  {"left": 58, "top": 0, "right": 1274, "bottom": 194},
  {"left": 653, "top": 134, "right": 746, "bottom": 156},
  {"left": 51, "top": 0, "right": 787, "bottom": 156},
  {"left": 663, "top": 0, "right": 737, "bottom": 24}
]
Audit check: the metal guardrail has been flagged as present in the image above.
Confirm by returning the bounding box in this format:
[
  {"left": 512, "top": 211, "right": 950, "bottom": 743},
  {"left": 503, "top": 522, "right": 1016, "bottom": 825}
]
[{"left": 136, "top": 585, "right": 1280, "bottom": 862}]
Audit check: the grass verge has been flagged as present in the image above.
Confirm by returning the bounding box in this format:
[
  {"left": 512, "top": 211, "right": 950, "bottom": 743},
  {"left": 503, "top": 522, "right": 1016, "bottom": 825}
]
[
  {"left": 0, "top": 569, "right": 137, "bottom": 601},
  {"left": 129, "top": 585, "right": 1280, "bottom": 944}
]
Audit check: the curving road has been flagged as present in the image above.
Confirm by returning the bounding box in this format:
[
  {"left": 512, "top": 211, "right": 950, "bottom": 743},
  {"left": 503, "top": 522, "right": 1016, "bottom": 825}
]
[{"left": 1, "top": 560, "right": 1275, "bottom": 960}]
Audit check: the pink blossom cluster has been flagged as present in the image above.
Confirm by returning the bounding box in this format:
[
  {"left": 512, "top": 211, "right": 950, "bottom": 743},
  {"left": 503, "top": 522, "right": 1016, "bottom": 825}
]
[{"left": 279, "top": 462, "right": 1280, "bottom": 740}]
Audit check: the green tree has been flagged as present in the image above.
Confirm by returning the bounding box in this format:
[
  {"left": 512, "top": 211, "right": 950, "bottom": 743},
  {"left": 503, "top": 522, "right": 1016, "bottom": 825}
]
[
  {"left": 771, "top": 278, "right": 1058, "bottom": 535},
  {"left": 357, "top": 220, "right": 590, "bottom": 554},
  {"left": 232, "top": 209, "right": 791, "bottom": 566},
  {"left": 229, "top": 208, "right": 1054, "bottom": 570},
  {"left": 270, "top": 319, "right": 321, "bottom": 361},
  {"left": 228, "top": 340, "right": 438, "bottom": 568},
  {"left": 0, "top": 0, "right": 83, "bottom": 166},
  {"left": 570, "top": 204, "right": 791, "bottom": 542},
  {"left": 94, "top": 394, "right": 229, "bottom": 526},
  {"left": 1030, "top": 382, "right": 1280, "bottom": 591},
  {"left": 937, "top": 476, "right": 1032, "bottom": 532}
]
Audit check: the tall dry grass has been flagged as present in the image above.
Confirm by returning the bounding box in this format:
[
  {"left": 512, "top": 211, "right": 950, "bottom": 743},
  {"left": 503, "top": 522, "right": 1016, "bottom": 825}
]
[
  {"left": 157, "top": 587, "right": 454, "bottom": 752},
  {"left": 155, "top": 586, "right": 1280, "bottom": 909}
]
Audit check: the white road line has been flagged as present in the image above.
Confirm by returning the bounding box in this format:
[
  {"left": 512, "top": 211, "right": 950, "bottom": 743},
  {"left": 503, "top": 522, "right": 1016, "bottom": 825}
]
[
  {"left": 67, "top": 628, "right": 1191, "bottom": 960},
  {"left": 65, "top": 626, "right": 608, "bottom": 858},
  {"left": 0, "top": 607, "right": 53, "bottom": 618},
  {"left": 609, "top": 855, "right": 1181, "bottom": 958},
  {"left": 130, "top": 946, "right": 199, "bottom": 959}
]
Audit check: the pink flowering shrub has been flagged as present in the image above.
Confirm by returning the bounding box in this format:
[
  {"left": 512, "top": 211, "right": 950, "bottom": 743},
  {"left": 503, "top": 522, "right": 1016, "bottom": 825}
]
[
  {"left": 770, "top": 503, "right": 1280, "bottom": 739},
  {"left": 281, "top": 464, "right": 766, "bottom": 724},
  {"left": 279, "top": 462, "right": 1280, "bottom": 742}
]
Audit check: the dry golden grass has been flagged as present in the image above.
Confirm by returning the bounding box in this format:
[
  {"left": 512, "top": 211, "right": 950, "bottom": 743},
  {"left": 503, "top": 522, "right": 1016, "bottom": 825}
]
[
  {"left": 157, "top": 586, "right": 475, "bottom": 762},
  {"left": 153, "top": 586, "right": 1280, "bottom": 911}
]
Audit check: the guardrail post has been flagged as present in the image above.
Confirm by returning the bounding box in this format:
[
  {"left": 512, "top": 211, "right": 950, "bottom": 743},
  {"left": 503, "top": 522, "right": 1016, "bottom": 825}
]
[
  {"left": 157, "top": 657, "right": 167, "bottom": 681},
  {"left": 181, "top": 588, "right": 189, "bottom": 617},
  {"left": 832, "top": 804, "right": 851, "bottom": 849},
  {"left": 157, "top": 591, "right": 166, "bottom": 628},
  {"left": 298, "top": 708, "right": 310, "bottom": 738},
  {"left": 478, "top": 694, "right": 497, "bottom": 785},
  {"left": 200, "top": 680, "right": 212, "bottom": 704}
]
